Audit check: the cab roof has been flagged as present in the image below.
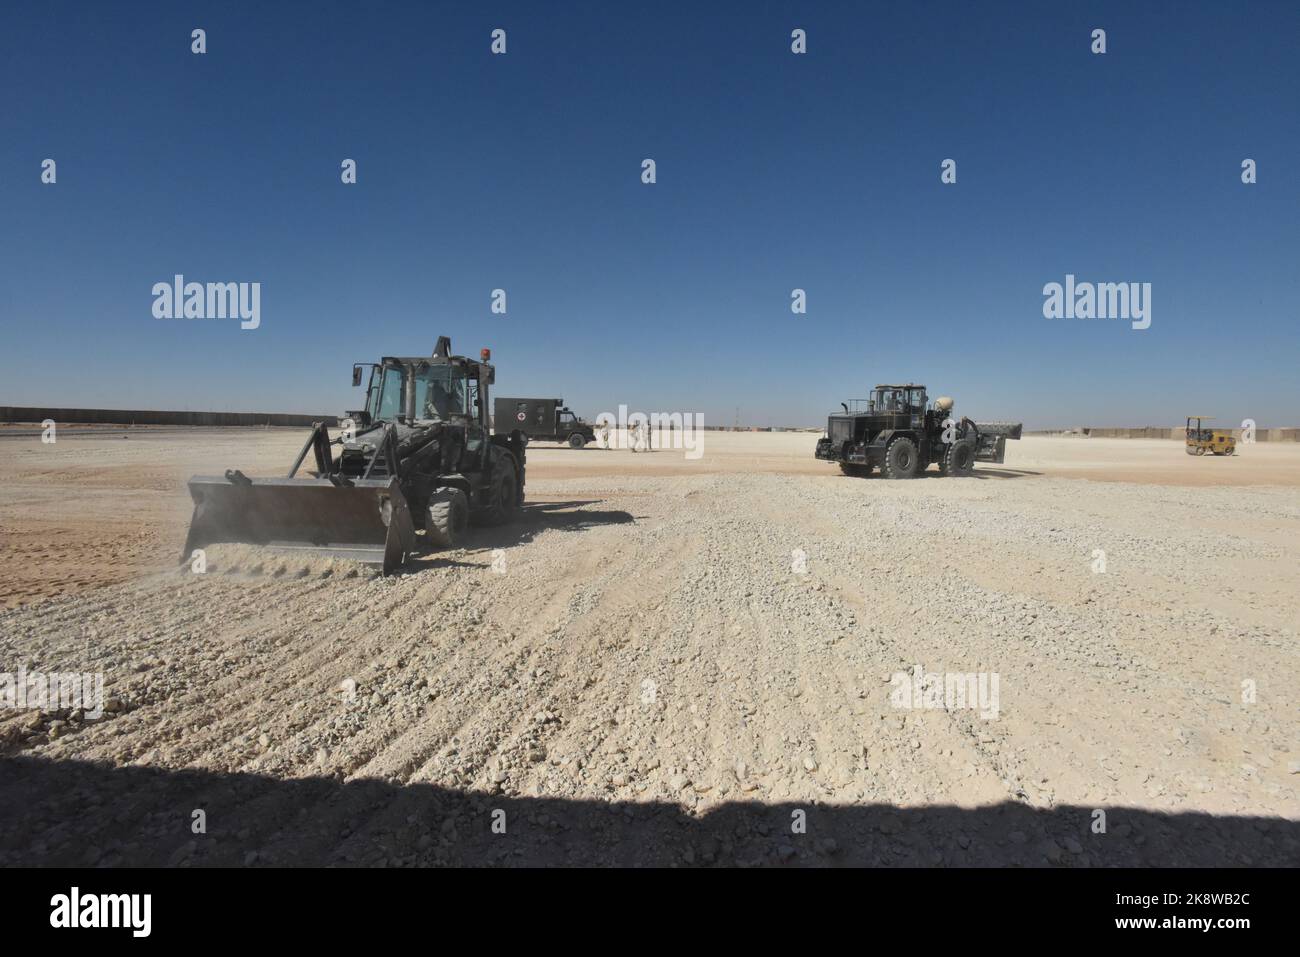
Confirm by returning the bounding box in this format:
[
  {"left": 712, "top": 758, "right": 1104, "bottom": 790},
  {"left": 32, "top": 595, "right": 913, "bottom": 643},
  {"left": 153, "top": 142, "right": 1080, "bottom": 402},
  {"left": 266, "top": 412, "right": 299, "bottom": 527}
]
[{"left": 379, "top": 335, "right": 493, "bottom": 378}]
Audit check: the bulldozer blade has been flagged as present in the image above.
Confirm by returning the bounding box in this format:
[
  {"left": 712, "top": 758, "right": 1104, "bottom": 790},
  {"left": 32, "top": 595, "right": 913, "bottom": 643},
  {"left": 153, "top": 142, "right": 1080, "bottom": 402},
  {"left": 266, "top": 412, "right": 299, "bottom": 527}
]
[{"left": 181, "top": 475, "right": 417, "bottom": 575}]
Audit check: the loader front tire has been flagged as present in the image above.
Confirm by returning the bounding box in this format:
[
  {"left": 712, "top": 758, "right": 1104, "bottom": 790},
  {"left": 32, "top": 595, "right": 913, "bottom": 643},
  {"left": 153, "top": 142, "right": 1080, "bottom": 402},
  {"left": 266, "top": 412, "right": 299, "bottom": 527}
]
[
  {"left": 481, "top": 459, "right": 520, "bottom": 525},
  {"left": 945, "top": 439, "right": 976, "bottom": 476},
  {"left": 839, "top": 462, "right": 871, "bottom": 477},
  {"left": 883, "top": 437, "right": 920, "bottom": 479},
  {"left": 426, "top": 488, "right": 469, "bottom": 549}
]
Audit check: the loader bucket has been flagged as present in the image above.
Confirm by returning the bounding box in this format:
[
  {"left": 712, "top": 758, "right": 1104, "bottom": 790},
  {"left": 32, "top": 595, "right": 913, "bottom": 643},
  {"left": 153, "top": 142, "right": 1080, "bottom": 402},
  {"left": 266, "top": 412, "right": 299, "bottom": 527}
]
[{"left": 181, "top": 473, "right": 417, "bottom": 575}]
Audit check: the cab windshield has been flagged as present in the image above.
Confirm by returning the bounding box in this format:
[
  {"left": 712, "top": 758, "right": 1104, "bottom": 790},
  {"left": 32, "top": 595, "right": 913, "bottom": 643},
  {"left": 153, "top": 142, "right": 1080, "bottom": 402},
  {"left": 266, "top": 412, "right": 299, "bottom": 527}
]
[
  {"left": 365, "top": 363, "right": 471, "bottom": 421},
  {"left": 413, "top": 364, "right": 468, "bottom": 419},
  {"left": 870, "top": 388, "right": 927, "bottom": 413}
]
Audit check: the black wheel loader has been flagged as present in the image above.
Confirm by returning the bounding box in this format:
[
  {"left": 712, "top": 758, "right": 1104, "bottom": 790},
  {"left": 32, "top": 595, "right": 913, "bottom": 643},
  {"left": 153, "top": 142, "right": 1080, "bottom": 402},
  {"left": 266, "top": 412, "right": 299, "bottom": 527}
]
[
  {"left": 814, "top": 384, "right": 1022, "bottom": 478},
  {"left": 182, "top": 337, "right": 525, "bottom": 575}
]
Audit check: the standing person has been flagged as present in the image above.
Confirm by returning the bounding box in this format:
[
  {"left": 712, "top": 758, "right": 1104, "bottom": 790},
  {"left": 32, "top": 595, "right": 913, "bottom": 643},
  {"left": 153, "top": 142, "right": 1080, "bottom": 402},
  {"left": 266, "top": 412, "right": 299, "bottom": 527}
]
[{"left": 597, "top": 421, "right": 611, "bottom": 449}]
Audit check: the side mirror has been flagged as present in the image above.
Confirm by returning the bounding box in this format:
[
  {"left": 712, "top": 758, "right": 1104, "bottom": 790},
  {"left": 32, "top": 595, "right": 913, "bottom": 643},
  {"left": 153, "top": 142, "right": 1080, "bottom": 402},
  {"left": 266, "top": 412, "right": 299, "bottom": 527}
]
[{"left": 352, "top": 365, "right": 363, "bottom": 387}]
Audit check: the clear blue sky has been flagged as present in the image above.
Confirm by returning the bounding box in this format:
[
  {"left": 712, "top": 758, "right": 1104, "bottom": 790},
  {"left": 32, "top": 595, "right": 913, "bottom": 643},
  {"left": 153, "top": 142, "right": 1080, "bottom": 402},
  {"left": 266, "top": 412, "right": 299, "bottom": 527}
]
[{"left": 2, "top": 1, "right": 1297, "bottom": 428}]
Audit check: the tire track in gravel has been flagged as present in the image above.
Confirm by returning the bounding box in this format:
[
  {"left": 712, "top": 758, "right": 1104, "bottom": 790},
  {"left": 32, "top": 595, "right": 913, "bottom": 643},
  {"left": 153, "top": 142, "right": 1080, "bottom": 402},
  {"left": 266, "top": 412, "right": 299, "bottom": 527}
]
[
  {"left": 802, "top": 483, "right": 1069, "bottom": 808},
  {"left": 302, "top": 520, "right": 698, "bottom": 861},
  {"left": 505, "top": 527, "right": 704, "bottom": 801},
  {"left": 122, "top": 570, "right": 529, "bottom": 863},
  {"left": 802, "top": 472, "right": 1293, "bottom": 817},
  {"left": 395, "top": 533, "right": 628, "bottom": 783},
  {"left": 104, "top": 577, "right": 377, "bottom": 767}
]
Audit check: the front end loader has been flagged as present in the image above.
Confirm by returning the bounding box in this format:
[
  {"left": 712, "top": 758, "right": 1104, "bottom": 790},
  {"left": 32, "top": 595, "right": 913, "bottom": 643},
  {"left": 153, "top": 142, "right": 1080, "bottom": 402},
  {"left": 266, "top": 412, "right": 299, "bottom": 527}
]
[
  {"left": 814, "top": 384, "right": 1022, "bottom": 478},
  {"left": 182, "top": 337, "right": 525, "bottom": 575}
]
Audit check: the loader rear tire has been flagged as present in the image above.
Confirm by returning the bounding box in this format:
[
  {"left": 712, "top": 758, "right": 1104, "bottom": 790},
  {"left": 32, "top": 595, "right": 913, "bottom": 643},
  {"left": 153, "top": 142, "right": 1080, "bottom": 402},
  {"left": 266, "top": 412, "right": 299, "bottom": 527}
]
[
  {"left": 481, "top": 459, "right": 520, "bottom": 525},
  {"left": 883, "top": 437, "right": 920, "bottom": 479},
  {"left": 425, "top": 488, "right": 469, "bottom": 549},
  {"left": 945, "top": 439, "right": 976, "bottom": 476}
]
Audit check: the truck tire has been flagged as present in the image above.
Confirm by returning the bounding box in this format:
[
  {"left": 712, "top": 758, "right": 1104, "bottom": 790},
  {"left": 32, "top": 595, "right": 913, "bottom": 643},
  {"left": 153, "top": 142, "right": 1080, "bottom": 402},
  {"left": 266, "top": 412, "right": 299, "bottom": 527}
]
[
  {"left": 883, "top": 437, "right": 920, "bottom": 479},
  {"left": 839, "top": 462, "right": 871, "bottom": 477},
  {"left": 567, "top": 433, "right": 586, "bottom": 449},
  {"left": 944, "top": 439, "right": 976, "bottom": 476},
  {"left": 426, "top": 487, "right": 469, "bottom": 548},
  {"left": 480, "top": 459, "right": 520, "bottom": 525}
]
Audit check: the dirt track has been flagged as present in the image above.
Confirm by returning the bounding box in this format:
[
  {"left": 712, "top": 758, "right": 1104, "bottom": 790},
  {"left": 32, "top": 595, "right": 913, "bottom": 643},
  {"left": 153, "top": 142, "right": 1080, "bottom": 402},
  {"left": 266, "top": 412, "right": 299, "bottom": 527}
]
[{"left": 1, "top": 431, "right": 1297, "bottom": 866}]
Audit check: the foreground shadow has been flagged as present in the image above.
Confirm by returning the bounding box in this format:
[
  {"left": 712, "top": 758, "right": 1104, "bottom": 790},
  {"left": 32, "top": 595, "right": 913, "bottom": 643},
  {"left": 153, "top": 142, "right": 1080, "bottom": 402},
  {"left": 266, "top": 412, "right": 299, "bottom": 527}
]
[{"left": 1, "top": 757, "right": 1294, "bottom": 867}]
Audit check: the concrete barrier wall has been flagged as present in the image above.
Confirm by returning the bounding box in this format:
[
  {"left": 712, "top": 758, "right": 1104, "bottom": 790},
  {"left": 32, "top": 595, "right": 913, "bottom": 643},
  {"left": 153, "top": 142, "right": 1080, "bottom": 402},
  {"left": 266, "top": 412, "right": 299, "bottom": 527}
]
[
  {"left": 1084, "top": 427, "right": 1180, "bottom": 439},
  {"left": 0, "top": 406, "right": 339, "bottom": 428},
  {"left": 1083, "top": 426, "right": 1299, "bottom": 441}
]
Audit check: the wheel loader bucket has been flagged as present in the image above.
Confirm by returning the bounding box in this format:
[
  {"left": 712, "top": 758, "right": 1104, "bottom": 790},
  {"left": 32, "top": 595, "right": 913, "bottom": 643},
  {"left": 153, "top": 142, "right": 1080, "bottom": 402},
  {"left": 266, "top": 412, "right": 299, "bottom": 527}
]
[{"left": 181, "top": 473, "right": 417, "bottom": 575}]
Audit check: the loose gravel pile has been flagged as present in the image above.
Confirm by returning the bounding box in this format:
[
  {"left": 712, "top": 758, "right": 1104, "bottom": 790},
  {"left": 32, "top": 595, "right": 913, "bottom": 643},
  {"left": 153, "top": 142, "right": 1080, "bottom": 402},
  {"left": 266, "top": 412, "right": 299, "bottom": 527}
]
[{"left": 1, "top": 465, "right": 1296, "bottom": 866}]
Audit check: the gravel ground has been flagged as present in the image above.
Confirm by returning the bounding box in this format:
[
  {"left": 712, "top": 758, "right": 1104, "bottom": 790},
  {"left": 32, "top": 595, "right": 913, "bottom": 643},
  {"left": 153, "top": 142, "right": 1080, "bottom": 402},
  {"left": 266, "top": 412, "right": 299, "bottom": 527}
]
[{"left": 0, "top": 433, "right": 1297, "bottom": 866}]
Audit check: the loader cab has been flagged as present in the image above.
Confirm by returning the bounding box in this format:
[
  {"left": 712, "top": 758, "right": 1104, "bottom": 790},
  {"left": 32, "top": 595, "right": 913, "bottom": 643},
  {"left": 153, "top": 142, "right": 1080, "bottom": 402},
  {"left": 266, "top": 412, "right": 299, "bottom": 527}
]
[
  {"left": 355, "top": 346, "right": 495, "bottom": 467},
  {"left": 869, "top": 385, "right": 927, "bottom": 414},
  {"left": 360, "top": 358, "right": 478, "bottom": 425},
  {"left": 869, "top": 385, "right": 928, "bottom": 430}
]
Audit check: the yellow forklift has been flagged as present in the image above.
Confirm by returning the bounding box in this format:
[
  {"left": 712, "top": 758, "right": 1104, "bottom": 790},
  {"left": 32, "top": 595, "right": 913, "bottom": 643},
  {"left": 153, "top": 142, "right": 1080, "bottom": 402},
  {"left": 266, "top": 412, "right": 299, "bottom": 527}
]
[{"left": 1185, "top": 416, "right": 1236, "bottom": 456}]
